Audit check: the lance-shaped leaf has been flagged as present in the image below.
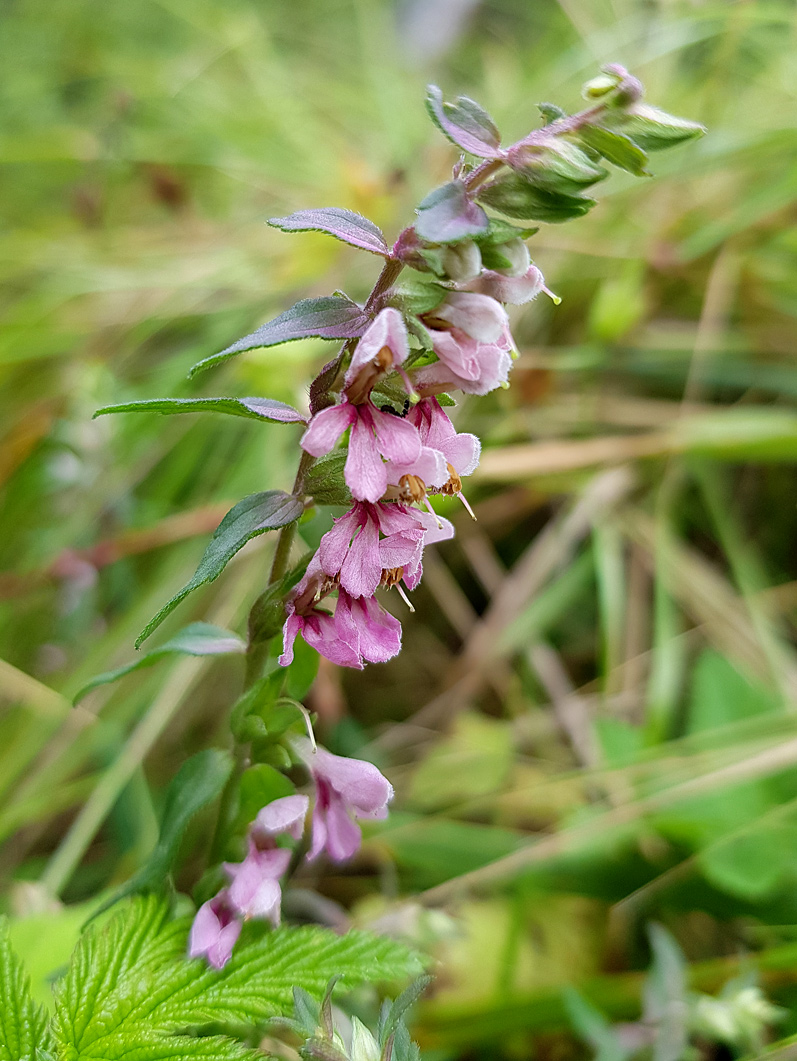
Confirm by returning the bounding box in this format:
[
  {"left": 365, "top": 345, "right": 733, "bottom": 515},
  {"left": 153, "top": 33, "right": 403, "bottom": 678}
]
[
  {"left": 268, "top": 208, "right": 390, "bottom": 256},
  {"left": 189, "top": 297, "right": 370, "bottom": 377},
  {"left": 86, "top": 749, "right": 234, "bottom": 923},
  {"left": 425, "top": 85, "right": 502, "bottom": 159},
  {"left": 94, "top": 396, "right": 306, "bottom": 425},
  {"left": 74, "top": 622, "right": 246, "bottom": 703},
  {"left": 137, "top": 491, "right": 303, "bottom": 646},
  {"left": 415, "top": 181, "right": 489, "bottom": 244}
]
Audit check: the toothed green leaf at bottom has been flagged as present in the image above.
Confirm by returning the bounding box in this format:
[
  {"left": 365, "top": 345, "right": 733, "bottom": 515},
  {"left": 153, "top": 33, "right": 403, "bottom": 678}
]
[
  {"left": 0, "top": 918, "right": 54, "bottom": 1061},
  {"left": 137, "top": 491, "right": 303, "bottom": 647},
  {"left": 53, "top": 896, "right": 423, "bottom": 1059}
]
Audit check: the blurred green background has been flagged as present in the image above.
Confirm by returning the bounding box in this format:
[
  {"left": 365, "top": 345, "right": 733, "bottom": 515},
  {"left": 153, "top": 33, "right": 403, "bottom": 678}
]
[{"left": 4, "top": 0, "right": 797, "bottom": 1056}]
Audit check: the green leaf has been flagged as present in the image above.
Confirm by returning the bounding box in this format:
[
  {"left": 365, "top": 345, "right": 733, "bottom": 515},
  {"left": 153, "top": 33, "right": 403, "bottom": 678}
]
[
  {"left": 74, "top": 623, "right": 246, "bottom": 702},
  {"left": 563, "top": 989, "right": 630, "bottom": 1061},
  {"left": 94, "top": 396, "right": 306, "bottom": 425},
  {"left": 52, "top": 896, "right": 423, "bottom": 1060},
  {"left": 424, "top": 85, "right": 502, "bottom": 159},
  {"left": 0, "top": 918, "right": 54, "bottom": 1061},
  {"left": 88, "top": 750, "right": 234, "bottom": 921},
  {"left": 603, "top": 103, "right": 706, "bottom": 152},
  {"left": 303, "top": 450, "right": 351, "bottom": 507},
  {"left": 415, "top": 181, "right": 489, "bottom": 244},
  {"left": 235, "top": 764, "right": 295, "bottom": 833},
  {"left": 268, "top": 208, "right": 390, "bottom": 256},
  {"left": 477, "top": 172, "right": 596, "bottom": 222},
  {"left": 473, "top": 218, "right": 538, "bottom": 246},
  {"left": 537, "top": 102, "right": 567, "bottom": 125},
  {"left": 188, "top": 297, "right": 370, "bottom": 377},
  {"left": 578, "top": 125, "right": 650, "bottom": 176},
  {"left": 137, "top": 492, "right": 303, "bottom": 647}
]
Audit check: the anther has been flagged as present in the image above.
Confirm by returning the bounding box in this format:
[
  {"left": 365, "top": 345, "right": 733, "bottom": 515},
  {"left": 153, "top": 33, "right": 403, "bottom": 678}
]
[{"left": 399, "top": 474, "right": 427, "bottom": 503}]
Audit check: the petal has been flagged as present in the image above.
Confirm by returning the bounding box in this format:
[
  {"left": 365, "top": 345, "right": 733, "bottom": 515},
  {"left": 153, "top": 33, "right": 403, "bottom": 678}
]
[
  {"left": 188, "top": 899, "right": 223, "bottom": 959},
  {"left": 301, "top": 403, "right": 355, "bottom": 456},
  {"left": 384, "top": 445, "right": 448, "bottom": 489},
  {"left": 302, "top": 611, "right": 364, "bottom": 669},
  {"left": 344, "top": 307, "right": 410, "bottom": 385},
  {"left": 312, "top": 742, "right": 394, "bottom": 816},
  {"left": 322, "top": 796, "right": 363, "bottom": 862},
  {"left": 354, "top": 597, "right": 403, "bottom": 665},
  {"left": 340, "top": 508, "right": 382, "bottom": 597},
  {"left": 440, "top": 432, "right": 481, "bottom": 477},
  {"left": 255, "top": 794, "right": 310, "bottom": 839},
  {"left": 318, "top": 504, "right": 364, "bottom": 578},
  {"left": 346, "top": 413, "right": 387, "bottom": 503},
  {"left": 278, "top": 612, "right": 302, "bottom": 667},
  {"left": 308, "top": 799, "right": 328, "bottom": 861},
  {"left": 379, "top": 530, "right": 425, "bottom": 570},
  {"left": 463, "top": 264, "right": 544, "bottom": 305},
  {"left": 429, "top": 328, "right": 482, "bottom": 381},
  {"left": 207, "top": 919, "right": 241, "bottom": 969},
  {"left": 371, "top": 407, "right": 422, "bottom": 465},
  {"left": 431, "top": 292, "right": 507, "bottom": 343}
]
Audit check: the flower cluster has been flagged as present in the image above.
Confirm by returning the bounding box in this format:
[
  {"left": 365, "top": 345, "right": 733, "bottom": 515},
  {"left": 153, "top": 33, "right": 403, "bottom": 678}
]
[
  {"left": 281, "top": 266, "right": 551, "bottom": 669},
  {"left": 189, "top": 741, "right": 393, "bottom": 968}
]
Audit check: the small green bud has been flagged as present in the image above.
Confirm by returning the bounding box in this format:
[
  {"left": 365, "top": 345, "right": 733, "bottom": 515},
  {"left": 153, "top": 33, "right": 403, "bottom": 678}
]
[
  {"left": 493, "top": 237, "right": 530, "bottom": 278},
  {"left": 582, "top": 74, "right": 619, "bottom": 100},
  {"left": 441, "top": 240, "right": 482, "bottom": 282}
]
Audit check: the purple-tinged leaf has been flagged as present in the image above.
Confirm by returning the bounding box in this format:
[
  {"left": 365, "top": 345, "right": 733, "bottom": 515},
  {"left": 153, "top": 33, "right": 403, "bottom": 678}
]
[
  {"left": 189, "top": 296, "right": 370, "bottom": 378},
  {"left": 74, "top": 623, "right": 245, "bottom": 703},
  {"left": 94, "top": 396, "right": 306, "bottom": 424},
  {"left": 268, "top": 208, "right": 390, "bottom": 256},
  {"left": 137, "top": 491, "right": 304, "bottom": 646},
  {"left": 425, "top": 85, "right": 502, "bottom": 159},
  {"left": 415, "top": 181, "right": 489, "bottom": 244}
]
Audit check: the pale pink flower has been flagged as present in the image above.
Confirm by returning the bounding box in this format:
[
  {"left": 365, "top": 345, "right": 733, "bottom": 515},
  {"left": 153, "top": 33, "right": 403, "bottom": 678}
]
[
  {"left": 318, "top": 502, "right": 426, "bottom": 598},
  {"left": 188, "top": 892, "right": 242, "bottom": 970},
  {"left": 293, "top": 738, "right": 394, "bottom": 862},
  {"left": 407, "top": 397, "right": 481, "bottom": 479},
  {"left": 225, "top": 843, "right": 292, "bottom": 925},
  {"left": 253, "top": 794, "right": 309, "bottom": 841},
  {"left": 463, "top": 263, "right": 546, "bottom": 305}
]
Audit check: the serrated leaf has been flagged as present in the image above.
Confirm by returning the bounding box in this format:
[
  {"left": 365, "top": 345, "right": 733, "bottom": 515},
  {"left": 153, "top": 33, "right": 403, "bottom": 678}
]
[
  {"left": 137, "top": 492, "right": 303, "bottom": 646},
  {"left": 52, "top": 896, "right": 423, "bottom": 1060},
  {"left": 268, "top": 208, "right": 390, "bottom": 256},
  {"left": 415, "top": 181, "right": 489, "bottom": 244},
  {"left": 74, "top": 623, "right": 246, "bottom": 702},
  {"left": 94, "top": 396, "right": 306, "bottom": 424},
  {"left": 0, "top": 918, "right": 54, "bottom": 1061},
  {"left": 189, "top": 298, "right": 370, "bottom": 377},
  {"left": 477, "top": 173, "right": 596, "bottom": 222},
  {"left": 578, "top": 125, "right": 650, "bottom": 176},
  {"left": 425, "top": 86, "right": 502, "bottom": 159},
  {"left": 603, "top": 103, "right": 706, "bottom": 152},
  {"left": 88, "top": 750, "right": 235, "bottom": 922}
]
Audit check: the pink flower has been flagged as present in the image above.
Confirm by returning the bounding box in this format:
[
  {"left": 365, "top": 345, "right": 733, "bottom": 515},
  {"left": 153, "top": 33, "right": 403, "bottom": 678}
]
[
  {"left": 318, "top": 502, "right": 426, "bottom": 598},
  {"left": 463, "top": 263, "right": 546, "bottom": 305},
  {"left": 412, "top": 329, "right": 513, "bottom": 396},
  {"left": 301, "top": 400, "right": 422, "bottom": 503},
  {"left": 344, "top": 308, "right": 414, "bottom": 403},
  {"left": 426, "top": 292, "right": 509, "bottom": 343},
  {"left": 225, "top": 843, "right": 292, "bottom": 924},
  {"left": 188, "top": 892, "right": 242, "bottom": 970},
  {"left": 401, "top": 507, "right": 455, "bottom": 590},
  {"left": 293, "top": 738, "right": 394, "bottom": 862},
  {"left": 337, "top": 591, "right": 402, "bottom": 663},
  {"left": 252, "top": 794, "right": 309, "bottom": 841},
  {"left": 407, "top": 398, "right": 480, "bottom": 479}
]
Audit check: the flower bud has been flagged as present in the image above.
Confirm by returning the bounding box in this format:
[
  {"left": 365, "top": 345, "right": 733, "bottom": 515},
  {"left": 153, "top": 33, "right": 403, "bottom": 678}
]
[
  {"left": 582, "top": 74, "right": 619, "bottom": 100},
  {"left": 441, "top": 241, "right": 482, "bottom": 282},
  {"left": 493, "top": 238, "right": 530, "bottom": 278}
]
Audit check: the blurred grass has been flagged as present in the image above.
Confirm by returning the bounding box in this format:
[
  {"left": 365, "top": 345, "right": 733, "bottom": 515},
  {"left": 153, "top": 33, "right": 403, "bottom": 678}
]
[{"left": 3, "top": 0, "right": 797, "bottom": 1055}]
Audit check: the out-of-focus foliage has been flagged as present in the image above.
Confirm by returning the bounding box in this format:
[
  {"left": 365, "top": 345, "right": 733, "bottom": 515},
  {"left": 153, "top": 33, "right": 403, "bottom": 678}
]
[{"left": 3, "top": 0, "right": 797, "bottom": 1057}]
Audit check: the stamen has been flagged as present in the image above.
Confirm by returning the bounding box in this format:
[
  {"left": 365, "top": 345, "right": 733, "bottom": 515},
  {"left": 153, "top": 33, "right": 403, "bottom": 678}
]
[
  {"left": 542, "top": 284, "right": 562, "bottom": 306},
  {"left": 457, "top": 491, "right": 477, "bottom": 521},
  {"left": 423, "top": 497, "right": 444, "bottom": 529},
  {"left": 395, "top": 582, "right": 415, "bottom": 613},
  {"left": 395, "top": 366, "right": 420, "bottom": 403}
]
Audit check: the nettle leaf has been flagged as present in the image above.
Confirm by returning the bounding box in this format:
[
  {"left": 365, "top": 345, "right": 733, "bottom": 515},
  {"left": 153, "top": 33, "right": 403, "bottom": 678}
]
[
  {"left": 95, "top": 396, "right": 306, "bottom": 425},
  {"left": 138, "top": 491, "right": 303, "bottom": 647},
  {"left": 189, "top": 297, "right": 370, "bottom": 377},
  {"left": 425, "top": 85, "right": 502, "bottom": 159},
  {"left": 268, "top": 208, "right": 390, "bottom": 257},
  {"left": 0, "top": 918, "right": 54, "bottom": 1061},
  {"left": 603, "top": 103, "right": 706, "bottom": 152},
  {"left": 75, "top": 623, "right": 246, "bottom": 702},
  {"left": 52, "top": 896, "right": 422, "bottom": 1060},
  {"left": 477, "top": 172, "right": 596, "bottom": 222},
  {"left": 89, "top": 750, "right": 235, "bottom": 922},
  {"left": 577, "top": 125, "right": 650, "bottom": 177},
  {"left": 415, "top": 181, "right": 489, "bottom": 244}
]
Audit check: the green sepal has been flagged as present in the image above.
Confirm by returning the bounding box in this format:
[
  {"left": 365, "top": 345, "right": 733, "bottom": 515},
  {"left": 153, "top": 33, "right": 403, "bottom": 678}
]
[
  {"left": 602, "top": 103, "right": 706, "bottom": 151},
  {"left": 304, "top": 450, "right": 351, "bottom": 507},
  {"left": 508, "top": 139, "right": 607, "bottom": 193},
  {"left": 477, "top": 173, "right": 596, "bottom": 222},
  {"left": 578, "top": 125, "right": 651, "bottom": 176},
  {"left": 390, "top": 275, "right": 447, "bottom": 317},
  {"left": 473, "top": 218, "right": 538, "bottom": 245},
  {"left": 229, "top": 670, "right": 285, "bottom": 742}
]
